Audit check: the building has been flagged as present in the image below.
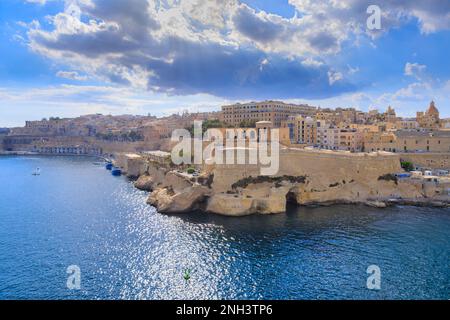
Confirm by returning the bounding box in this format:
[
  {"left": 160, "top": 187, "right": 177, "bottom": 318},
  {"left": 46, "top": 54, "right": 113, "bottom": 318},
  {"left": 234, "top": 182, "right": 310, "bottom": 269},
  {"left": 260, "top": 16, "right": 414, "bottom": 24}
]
[
  {"left": 221, "top": 101, "right": 317, "bottom": 127},
  {"left": 363, "top": 132, "right": 397, "bottom": 152},
  {"left": 317, "top": 122, "right": 340, "bottom": 150},
  {"left": 338, "top": 129, "right": 363, "bottom": 152},
  {"left": 363, "top": 130, "right": 450, "bottom": 153},
  {"left": 282, "top": 116, "right": 318, "bottom": 145},
  {"left": 396, "top": 130, "right": 450, "bottom": 153},
  {"left": 384, "top": 106, "right": 397, "bottom": 123},
  {"left": 440, "top": 118, "right": 450, "bottom": 129},
  {"left": 417, "top": 101, "right": 440, "bottom": 129},
  {"left": 396, "top": 119, "right": 419, "bottom": 130}
]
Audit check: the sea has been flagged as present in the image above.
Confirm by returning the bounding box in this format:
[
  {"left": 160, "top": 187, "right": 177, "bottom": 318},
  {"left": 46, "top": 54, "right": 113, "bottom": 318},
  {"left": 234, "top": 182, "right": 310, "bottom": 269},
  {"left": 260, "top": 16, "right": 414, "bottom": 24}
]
[{"left": 0, "top": 155, "right": 448, "bottom": 300}]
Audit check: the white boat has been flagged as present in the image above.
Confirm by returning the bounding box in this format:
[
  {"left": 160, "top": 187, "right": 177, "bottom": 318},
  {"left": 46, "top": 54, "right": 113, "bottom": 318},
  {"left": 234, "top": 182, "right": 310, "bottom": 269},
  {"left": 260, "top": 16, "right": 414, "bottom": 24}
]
[{"left": 32, "top": 167, "right": 41, "bottom": 176}]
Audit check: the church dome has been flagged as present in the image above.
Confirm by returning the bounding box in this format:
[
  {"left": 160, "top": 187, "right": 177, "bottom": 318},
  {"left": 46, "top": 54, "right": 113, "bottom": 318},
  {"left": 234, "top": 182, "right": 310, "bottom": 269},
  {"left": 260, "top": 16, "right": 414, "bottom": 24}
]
[{"left": 427, "top": 101, "right": 439, "bottom": 116}]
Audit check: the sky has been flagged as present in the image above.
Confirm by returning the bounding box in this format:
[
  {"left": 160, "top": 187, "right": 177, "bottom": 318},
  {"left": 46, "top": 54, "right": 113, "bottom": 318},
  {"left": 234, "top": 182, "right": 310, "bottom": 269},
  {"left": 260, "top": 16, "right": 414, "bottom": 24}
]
[{"left": 0, "top": 0, "right": 449, "bottom": 127}]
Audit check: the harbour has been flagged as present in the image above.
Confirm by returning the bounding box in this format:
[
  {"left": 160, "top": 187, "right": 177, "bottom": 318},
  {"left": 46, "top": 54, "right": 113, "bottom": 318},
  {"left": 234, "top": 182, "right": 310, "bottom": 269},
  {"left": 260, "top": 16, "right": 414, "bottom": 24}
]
[{"left": 0, "top": 155, "right": 448, "bottom": 300}]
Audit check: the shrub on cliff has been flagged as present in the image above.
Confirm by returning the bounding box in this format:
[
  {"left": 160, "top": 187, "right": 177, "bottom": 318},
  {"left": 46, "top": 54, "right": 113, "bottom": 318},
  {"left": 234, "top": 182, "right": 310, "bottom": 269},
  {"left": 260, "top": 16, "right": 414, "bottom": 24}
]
[
  {"left": 187, "top": 168, "right": 196, "bottom": 174},
  {"left": 378, "top": 174, "right": 398, "bottom": 185},
  {"left": 401, "top": 161, "right": 414, "bottom": 172},
  {"left": 231, "top": 175, "right": 306, "bottom": 190}
]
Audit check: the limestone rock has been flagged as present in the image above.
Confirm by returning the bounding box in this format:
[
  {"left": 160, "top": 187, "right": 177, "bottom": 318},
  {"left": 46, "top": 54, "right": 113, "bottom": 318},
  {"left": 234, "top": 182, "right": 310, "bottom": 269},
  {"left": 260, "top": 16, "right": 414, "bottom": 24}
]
[
  {"left": 147, "top": 185, "right": 210, "bottom": 213},
  {"left": 206, "top": 194, "right": 255, "bottom": 216},
  {"left": 365, "top": 200, "right": 387, "bottom": 208},
  {"left": 134, "top": 175, "right": 154, "bottom": 191}
]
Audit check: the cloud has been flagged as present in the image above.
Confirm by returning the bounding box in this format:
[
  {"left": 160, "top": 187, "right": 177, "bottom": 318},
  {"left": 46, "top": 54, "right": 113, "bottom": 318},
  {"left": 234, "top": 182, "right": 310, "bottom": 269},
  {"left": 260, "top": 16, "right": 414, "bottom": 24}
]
[
  {"left": 25, "top": 0, "right": 48, "bottom": 4},
  {"left": 21, "top": 0, "right": 450, "bottom": 101},
  {"left": 25, "top": 0, "right": 357, "bottom": 100},
  {"left": 232, "top": 4, "right": 286, "bottom": 43},
  {"left": 328, "top": 71, "right": 343, "bottom": 85},
  {"left": 56, "top": 71, "right": 88, "bottom": 81},
  {"left": 404, "top": 62, "right": 427, "bottom": 80},
  {"left": 288, "top": 0, "right": 450, "bottom": 35}
]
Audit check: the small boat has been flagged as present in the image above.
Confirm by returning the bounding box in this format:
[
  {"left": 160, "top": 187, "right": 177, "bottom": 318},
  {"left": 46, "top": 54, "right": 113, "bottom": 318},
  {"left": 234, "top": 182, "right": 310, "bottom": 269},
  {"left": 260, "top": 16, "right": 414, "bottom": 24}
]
[
  {"left": 183, "top": 269, "right": 191, "bottom": 281},
  {"left": 111, "top": 167, "right": 122, "bottom": 176},
  {"left": 32, "top": 167, "right": 41, "bottom": 176},
  {"left": 105, "top": 162, "right": 113, "bottom": 170}
]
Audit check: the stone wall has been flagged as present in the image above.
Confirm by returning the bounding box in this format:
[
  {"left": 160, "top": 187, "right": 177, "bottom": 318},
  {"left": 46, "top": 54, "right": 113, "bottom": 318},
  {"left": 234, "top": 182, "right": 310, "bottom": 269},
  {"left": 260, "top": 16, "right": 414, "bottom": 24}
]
[
  {"left": 211, "top": 149, "right": 402, "bottom": 193},
  {"left": 114, "top": 153, "right": 148, "bottom": 178},
  {"left": 399, "top": 153, "right": 450, "bottom": 169},
  {"left": 137, "top": 148, "right": 448, "bottom": 216}
]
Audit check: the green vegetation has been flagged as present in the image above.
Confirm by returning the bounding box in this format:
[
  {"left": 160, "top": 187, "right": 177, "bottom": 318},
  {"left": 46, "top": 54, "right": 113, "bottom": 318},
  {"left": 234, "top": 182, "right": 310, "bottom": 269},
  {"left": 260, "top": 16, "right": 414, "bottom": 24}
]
[
  {"left": 95, "top": 131, "right": 144, "bottom": 142},
  {"left": 401, "top": 161, "right": 414, "bottom": 172},
  {"left": 187, "top": 167, "right": 196, "bottom": 174},
  {"left": 238, "top": 120, "right": 257, "bottom": 128},
  {"left": 231, "top": 175, "right": 307, "bottom": 190},
  {"left": 186, "top": 119, "right": 231, "bottom": 135},
  {"left": 378, "top": 174, "right": 398, "bottom": 185}
]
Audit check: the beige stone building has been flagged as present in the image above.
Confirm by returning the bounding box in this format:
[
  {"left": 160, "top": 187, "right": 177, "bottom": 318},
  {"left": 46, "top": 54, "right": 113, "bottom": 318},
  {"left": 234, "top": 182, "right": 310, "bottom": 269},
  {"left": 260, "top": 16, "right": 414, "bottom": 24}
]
[
  {"left": 397, "top": 130, "right": 450, "bottom": 153},
  {"left": 396, "top": 119, "right": 419, "bottom": 130},
  {"left": 363, "top": 130, "right": 450, "bottom": 153},
  {"left": 417, "top": 101, "right": 440, "bottom": 129},
  {"left": 317, "top": 123, "right": 340, "bottom": 150},
  {"left": 384, "top": 106, "right": 397, "bottom": 123},
  {"left": 221, "top": 100, "right": 317, "bottom": 127},
  {"left": 338, "top": 129, "right": 363, "bottom": 152},
  {"left": 281, "top": 115, "right": 318, "bottom": 145},
  {"left": 363, "top": 132, "right": 397, "bottom": 152}
]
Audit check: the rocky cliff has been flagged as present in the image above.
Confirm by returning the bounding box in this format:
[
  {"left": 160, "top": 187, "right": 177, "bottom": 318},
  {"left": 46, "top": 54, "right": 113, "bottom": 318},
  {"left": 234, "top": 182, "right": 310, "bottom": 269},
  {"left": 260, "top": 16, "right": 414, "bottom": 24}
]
[{"left": 120, "top": 149, "right": 450, "bottom": 216}]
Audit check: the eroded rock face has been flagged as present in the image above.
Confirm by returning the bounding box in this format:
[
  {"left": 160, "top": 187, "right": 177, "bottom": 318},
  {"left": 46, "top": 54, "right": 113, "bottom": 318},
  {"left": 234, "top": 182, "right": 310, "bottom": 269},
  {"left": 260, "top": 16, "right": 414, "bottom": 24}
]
[
  {"left": 147, "top": 185, "right": 210, "bottom": 213},
  {"left": 137, "top": 149, "right": 450, "bottom": 216},
  {"left": 207, "top": 185, "right": 293, "bottom": 216},
  {"left": 134, "top": 175, "right": 154, "bottom": 191}
]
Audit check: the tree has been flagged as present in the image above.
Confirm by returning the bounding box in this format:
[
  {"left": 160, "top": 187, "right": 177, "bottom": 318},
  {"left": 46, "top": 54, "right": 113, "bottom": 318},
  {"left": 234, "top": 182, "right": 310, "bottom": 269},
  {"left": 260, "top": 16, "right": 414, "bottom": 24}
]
[
  {"left": 186, "top": 119, "right": 230, "bottom": 135},
  {"left": 401, "top": 161, "right": 414, "bottom": 172},
  {"left": 239, "top": 120, "right": 257, "bottom": 128}
]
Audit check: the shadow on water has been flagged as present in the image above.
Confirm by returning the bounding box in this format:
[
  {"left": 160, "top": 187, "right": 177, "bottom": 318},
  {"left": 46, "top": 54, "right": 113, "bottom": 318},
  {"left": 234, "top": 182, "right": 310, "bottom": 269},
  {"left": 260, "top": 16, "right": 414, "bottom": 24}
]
[{"left": 171, "top": 202, "right": 395, "bottom": 240}]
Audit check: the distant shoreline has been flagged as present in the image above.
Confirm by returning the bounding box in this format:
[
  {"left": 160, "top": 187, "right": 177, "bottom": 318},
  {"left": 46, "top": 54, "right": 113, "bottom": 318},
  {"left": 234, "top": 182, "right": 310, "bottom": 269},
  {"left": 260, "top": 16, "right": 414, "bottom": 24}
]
[{"left": 0, "top": 151, "right": 110, "bottom": 162}]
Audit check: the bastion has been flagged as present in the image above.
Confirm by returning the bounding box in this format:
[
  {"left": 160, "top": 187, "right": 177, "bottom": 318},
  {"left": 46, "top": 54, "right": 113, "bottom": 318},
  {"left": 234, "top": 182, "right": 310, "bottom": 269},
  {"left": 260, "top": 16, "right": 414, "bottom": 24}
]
[{"left": 115, "top": 148, "right": 450, "bottom": 216}]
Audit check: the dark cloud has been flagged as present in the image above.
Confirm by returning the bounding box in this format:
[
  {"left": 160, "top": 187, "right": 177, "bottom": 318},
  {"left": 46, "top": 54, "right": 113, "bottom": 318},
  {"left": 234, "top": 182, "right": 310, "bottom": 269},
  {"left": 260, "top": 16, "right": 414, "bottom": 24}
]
[
  {"left": 233, "top": 5, "right": 285, "bottom": 43},
  {"left": 34, "top": 28, "right": 139, "bottom": 57},
  {"left": 308, "top": 32, "right": 338, "bottom": 52},
  {"left": 28, "top": 0, "right": 358, "bottom": 100},
  {"left": 85, "top": 0, "right": 160, "bottom": 38}
]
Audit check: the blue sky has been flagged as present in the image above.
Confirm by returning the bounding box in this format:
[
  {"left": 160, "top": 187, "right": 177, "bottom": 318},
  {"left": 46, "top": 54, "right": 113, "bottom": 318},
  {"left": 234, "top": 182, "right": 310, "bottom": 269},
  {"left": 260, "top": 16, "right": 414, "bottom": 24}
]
[{"left": 0, "top": 0, "right": 449, "bottom": 127}]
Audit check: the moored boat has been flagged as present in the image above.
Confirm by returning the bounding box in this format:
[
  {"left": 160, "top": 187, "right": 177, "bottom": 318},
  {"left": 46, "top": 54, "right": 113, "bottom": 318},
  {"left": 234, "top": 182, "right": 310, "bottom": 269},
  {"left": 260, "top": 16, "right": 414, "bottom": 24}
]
[{"left": 111, "top": 167, "right": 122, "bottom": 176}]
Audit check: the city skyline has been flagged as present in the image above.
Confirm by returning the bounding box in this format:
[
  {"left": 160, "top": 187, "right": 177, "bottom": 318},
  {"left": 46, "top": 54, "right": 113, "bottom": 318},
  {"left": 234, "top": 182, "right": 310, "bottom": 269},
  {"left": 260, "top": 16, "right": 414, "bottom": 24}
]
[{"left": 1, "top": 0, "right": 450, "bottom": 127}]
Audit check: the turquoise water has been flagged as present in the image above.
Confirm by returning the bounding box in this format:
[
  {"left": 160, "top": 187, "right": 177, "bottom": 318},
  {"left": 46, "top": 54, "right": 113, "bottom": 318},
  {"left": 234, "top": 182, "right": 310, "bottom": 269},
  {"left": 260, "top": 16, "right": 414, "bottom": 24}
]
[{"left": 0, "top": 155, "right": 449, "bottom": 300}]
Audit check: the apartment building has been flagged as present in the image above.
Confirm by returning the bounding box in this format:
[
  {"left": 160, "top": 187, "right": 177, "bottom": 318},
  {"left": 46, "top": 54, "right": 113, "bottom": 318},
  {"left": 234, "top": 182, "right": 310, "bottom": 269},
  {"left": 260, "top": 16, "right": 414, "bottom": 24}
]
[
  {"left": 317, "top": 122, "right": 340, "bottom": 150},
  {"left": 221, "top": 101, "right": 317, "bottom": 127},
  {"left": 281, "top": 116, "right": 319, "bottom": 145},
  {"left": 339, "top": 129, "right": 364, "bottom": 152}
]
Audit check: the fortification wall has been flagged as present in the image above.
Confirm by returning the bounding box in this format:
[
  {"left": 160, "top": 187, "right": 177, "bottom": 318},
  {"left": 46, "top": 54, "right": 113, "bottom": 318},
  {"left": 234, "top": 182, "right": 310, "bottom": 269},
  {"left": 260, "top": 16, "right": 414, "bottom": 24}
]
[
  {"left": 211, "top": 150, "right": 402, "bottom": 193},
  {"left": 399, "top": 153, "right": 450, "bottom": 169}
]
